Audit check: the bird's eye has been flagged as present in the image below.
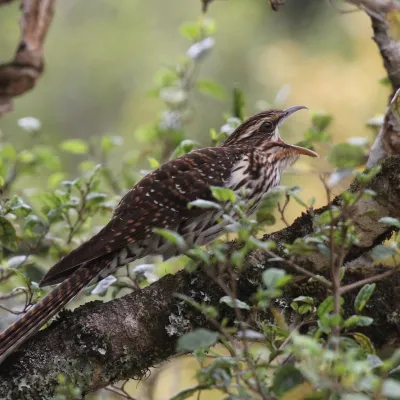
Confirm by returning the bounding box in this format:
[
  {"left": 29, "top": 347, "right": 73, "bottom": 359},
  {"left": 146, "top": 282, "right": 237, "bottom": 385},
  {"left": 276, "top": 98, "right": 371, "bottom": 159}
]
[{"left": 260, "top": 121, "right": 274, "bottom": 134}]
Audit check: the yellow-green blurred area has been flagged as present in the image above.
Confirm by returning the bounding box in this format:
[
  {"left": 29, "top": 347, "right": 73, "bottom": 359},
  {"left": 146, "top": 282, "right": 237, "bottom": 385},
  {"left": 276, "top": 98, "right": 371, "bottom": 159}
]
[{"left": 0, "top": 0, "right": 389, "bottom": 398}]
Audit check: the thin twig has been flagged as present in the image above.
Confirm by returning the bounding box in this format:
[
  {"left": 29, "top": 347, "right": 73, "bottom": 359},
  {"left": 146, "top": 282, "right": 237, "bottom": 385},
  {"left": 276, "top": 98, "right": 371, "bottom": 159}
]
[
  {"left": 105, "top": 384, "right": 138, "bottom": 400},
  {"left": 277, "top": 197, "right": 290, "bottom": 227},
  {"left": 0, "top": 288, "right": 27, "bottom": 301},
  {"left": 340, "top": 269, "right": 395, "bottom": 294},
  {"left": 321, "top": 175, "right": 341, "bottom": 349},
  {"left": 267, "top": 251, "right": 332, "bottom": 288},
  {"left": 0, "top": 163, "right": 18, "bottom": 195}
]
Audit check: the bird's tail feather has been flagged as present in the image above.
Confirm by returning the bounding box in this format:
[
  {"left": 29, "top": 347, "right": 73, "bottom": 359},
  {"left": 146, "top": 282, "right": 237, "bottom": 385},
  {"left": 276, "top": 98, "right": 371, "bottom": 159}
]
[{"left": 0, "top": 259, "right": 109, "bottom": 365}]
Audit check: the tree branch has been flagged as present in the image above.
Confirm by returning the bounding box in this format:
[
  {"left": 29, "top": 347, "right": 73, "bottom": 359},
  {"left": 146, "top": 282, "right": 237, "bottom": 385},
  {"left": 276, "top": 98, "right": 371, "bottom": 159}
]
[
  {"left": 347, "top": 0, "right": 400, "bottom": 166},
  {"left": 1, "top": 156, "right": 400, "bottom": 398},
  {"left": 0, "top": 0, "right": 55, "bottom": 117}
]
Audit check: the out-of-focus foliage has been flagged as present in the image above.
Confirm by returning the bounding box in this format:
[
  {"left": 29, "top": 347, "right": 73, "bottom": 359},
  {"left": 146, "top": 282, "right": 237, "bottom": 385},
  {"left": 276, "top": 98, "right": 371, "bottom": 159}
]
[{"left": 0, "top": 0, "right": 394, "bottom": 399}]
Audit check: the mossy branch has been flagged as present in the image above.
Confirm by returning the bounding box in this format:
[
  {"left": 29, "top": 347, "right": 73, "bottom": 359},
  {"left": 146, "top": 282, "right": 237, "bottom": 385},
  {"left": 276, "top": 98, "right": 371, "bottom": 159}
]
[{"left": 1, "top": 157, "right": 400, "bottom": 398}]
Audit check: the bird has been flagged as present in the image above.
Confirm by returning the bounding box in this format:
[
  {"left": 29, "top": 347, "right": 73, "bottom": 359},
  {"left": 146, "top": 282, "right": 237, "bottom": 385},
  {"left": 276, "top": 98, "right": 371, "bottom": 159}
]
[{"left": 0, "top": 106, "right": 318, "bottom": 364}]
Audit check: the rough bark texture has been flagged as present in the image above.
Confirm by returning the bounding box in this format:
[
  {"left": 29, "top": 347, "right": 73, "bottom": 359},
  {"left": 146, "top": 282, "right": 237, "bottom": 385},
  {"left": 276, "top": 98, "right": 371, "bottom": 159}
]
[
  {"left": 1, "top": 156, "right": 400, "bottom": 398},
  {"left": 0, "top": 0, "right": 55, "bottom": 117},
  {"left": 351, "top": 0, "right": 400, "bottom": 166}
]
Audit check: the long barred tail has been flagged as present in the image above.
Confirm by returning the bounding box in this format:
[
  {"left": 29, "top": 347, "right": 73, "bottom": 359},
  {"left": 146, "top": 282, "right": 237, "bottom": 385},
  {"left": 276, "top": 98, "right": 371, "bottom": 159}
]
[{"left": 0, "top": 258, "right": 110, "bottom": 365}]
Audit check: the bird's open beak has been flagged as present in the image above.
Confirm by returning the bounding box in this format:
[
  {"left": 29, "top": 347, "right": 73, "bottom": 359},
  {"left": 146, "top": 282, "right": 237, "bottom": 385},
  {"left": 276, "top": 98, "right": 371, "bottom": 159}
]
[
  {"left": 276, "top": 137, "right": 319, "bottom": 158},
  {"left": 277, "top": 105, "right": 319, "bottom": 158},
  {"left": 287, "top": 143, "right": 319, "bottom": 158},
  {"left": 283, "top": 105, "right": 309, "bottom": 118}
]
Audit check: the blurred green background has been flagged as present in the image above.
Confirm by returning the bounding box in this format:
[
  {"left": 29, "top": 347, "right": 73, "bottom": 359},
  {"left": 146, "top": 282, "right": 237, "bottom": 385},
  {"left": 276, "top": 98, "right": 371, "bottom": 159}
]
[{"left": 0, "top": 0, "right": 389, "bottom": 398}]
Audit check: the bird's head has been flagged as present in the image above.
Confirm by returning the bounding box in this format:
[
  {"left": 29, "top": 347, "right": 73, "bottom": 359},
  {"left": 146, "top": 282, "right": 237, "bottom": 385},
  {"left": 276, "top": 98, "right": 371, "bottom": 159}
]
[{"left": 222, "top": 106, "right": 318, "bottom": 164}]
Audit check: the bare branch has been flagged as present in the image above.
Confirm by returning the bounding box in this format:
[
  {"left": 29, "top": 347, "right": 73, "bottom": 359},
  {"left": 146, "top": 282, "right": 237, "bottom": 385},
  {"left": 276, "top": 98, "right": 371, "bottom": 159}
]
[
  {"left": 269, "top": 0, "right": 286, "bottom": 12},
  {"left": 340, "top": 268, "right": 395, "bottom": 294},
  {"left": 0, "top": 0, "right": 55, "bottom": 117},
  {"left": 347, "top": 0, "right": 400, "bottom": 165}
]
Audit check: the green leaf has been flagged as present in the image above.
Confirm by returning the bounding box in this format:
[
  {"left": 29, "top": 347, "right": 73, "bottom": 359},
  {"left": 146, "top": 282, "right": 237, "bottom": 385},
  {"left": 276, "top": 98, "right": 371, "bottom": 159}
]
[
  {"left": 340, "top": 266, "right": 346, "bottom": 281},
  {"left": 388, "top": 349, "right": 400, "bottom": 370},
  {"left": 202, "top": 18, "right": 216, "bottom": 36},
  {"left": 147, "top": 157, "right": 160, "bottom": 169},
  {"left": 170, "top": 139, "right": 199, "bottom": 160},
  {"left": 328, "top": 143, "right": 366, "bottom": 169},
  {"left": 286, "top": 186, "right": 307, "bottom": 208},
  {"left": 220, "top": 296, "right": 250, "bottom": 310},
  {"left": 153, "top": 67, "right": 177, "bottom": 88},
  {"left": 48, "top": 172, "right": 66, "bottom": 188},
  {"left": 179, "top": 21, "right": 202, "bottom": 41},
  {"left": 263, "top": 268, "right": 291, "bottom": 289},
  {"left": 248, "top": 237, "right": 276, "bottom": 251},
  {"left": 298, "top": 304, "right": 312, "bottom": 315},
  {"left": 210, "top": 187, "right": 236, "bottom": 203},
  {"left": 177, "top": 329, "right": 219, "bottom": 351},
  {"left": 0, "top": 143, "right": 18, "bottom": 160},
  {"left": 258, "top": 188, "right": 283, "bottom": 212},
  {"left": 6, "top": 256, "right": 27, "bottom": 269},
  {"left": 230, "top": 250, "right": 244, "bottom": 267},
  {"left": 154, "top": 228, "right": 186, "bottom": 249},
  {"left": 33, "top": 146, "right": 61, "bottom": 170},
  {"left": 24, "top": 215, "right": 47, "bottom": 238},
  {"left": 256, "top": 210, "right": 276, "bottom": 225},
  {"left": 60, "top": 139, "right": 89, "bottom": 154},
  {"left": 7, "top": 196, "right": 32, "bottom": 217},
  {"left": 315, "top": 208, "right": 340, "bottom": 226},
  {"left": 285, "top": 238, "right": 315, "bottom": 255},
  {"left": 85, "top": 192, "right": 107, "bottom": 206},
  {"left": 382, "top": 378, "right": 400, "bottom": 398},
  {"left": 0, "top": 216, "right": 18, "bottom": 251},
  {"left": 186, "top": 247, "right": 210, "bottom": 264},
  {"left": 280, "top": 383, "right": 313, "bottom": 400},
  {"left": 379, "top": 217, "right": 400, "bottom": 229},
  {"left": 341, "top": 395, "right": 371, "bottom": 400},
  {"left": 355, "top": 165, "right": 381, "bottom": 185},
  {"left": 317, "top": 296, "right": 344, "bottom": 319},
  {"left": 79, "top": 160, "right": 97, "bottom": 172},
  {"left": 354, "top": 283, "right": 376, "bottom": 313},
  {"left": 188, "top": 199, "right": 221, "bottom": 210},
  {"left": 371, "top": 245, "right": 396, "bottom": 260},
  {"left": 170, "top": 385, "right": 209, "bottom": 400},
  {"left": 197, "top": 80, "right": 226, "bottom": 100},
  {"left": 292, "top": 296, "right": 314, "bottom": 305},
  {"left": 272, "top": 365, "right": 304, "bottom": 396},
  {"left": 101, "top": 135, "right": 123, "bottom": 153},
  {"left": 18, "top": 149, "right": 35, "bottom": 164},
  {"left": 61, "top": 177, "right": 81, "bottom": 189},
  {"left": 232, "top": 87, "right": 245, "bottom": 121},
  {"left": 312, "top": 112, "right": 333, "bottom": 132},
  {"left": 350, "top": 332, "right": 376, "bottom": 354},
  {"left": 344, "top": 315, "right": 374, "bottom": 328}
]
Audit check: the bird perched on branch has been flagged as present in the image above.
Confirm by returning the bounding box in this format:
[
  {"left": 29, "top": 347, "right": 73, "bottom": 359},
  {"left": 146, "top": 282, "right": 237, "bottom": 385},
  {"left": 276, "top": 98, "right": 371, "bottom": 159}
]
[{"left": 0, "top": 106, "right": 318, "bottom": 364}]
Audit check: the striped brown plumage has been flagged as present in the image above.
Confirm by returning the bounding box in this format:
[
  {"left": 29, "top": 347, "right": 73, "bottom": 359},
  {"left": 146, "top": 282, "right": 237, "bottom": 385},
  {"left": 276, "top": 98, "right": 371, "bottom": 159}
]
[{"left": 0, "top": 106, "right": 318, "bottom": 364}]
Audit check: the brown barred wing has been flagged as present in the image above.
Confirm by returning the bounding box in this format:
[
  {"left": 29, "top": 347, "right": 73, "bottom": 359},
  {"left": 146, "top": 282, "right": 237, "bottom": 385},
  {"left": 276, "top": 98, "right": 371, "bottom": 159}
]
[{"left": 39, "top": 147, "right": 243, "bottom": 287}]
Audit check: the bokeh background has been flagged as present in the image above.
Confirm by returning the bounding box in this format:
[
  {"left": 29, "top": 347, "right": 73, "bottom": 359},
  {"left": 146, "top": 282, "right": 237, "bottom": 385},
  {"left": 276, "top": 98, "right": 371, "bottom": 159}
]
[{"left": 0, "top": 0, "right": 389, "bottom": 398}]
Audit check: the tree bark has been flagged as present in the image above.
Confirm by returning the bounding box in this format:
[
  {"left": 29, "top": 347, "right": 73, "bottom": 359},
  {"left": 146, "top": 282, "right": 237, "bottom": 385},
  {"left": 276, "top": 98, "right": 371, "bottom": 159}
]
[
  {"left": 349, "top": 0, "right": 400, "bottom": 166},
  {"left": 1, "top": 156, "right": 399, "bottom": 398}
]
